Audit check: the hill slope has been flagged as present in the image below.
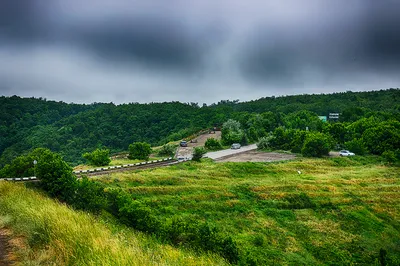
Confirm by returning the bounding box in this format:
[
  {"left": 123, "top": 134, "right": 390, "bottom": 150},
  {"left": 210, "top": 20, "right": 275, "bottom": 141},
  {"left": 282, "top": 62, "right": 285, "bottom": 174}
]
[{"left": 1, "top": 89, "right": 399, "bottom": 165}]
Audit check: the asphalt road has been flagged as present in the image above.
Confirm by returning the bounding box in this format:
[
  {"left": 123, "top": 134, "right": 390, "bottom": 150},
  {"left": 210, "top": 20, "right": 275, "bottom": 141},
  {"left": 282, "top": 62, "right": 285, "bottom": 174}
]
[{"left": 204, "top": 144, "right": 257, "bottom": 160}]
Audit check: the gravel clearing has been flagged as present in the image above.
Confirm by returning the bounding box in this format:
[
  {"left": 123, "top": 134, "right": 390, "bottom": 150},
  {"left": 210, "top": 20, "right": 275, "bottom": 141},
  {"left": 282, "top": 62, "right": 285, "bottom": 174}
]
[{"left": 215, "top": 150, "right": 296, "bottom": 163}]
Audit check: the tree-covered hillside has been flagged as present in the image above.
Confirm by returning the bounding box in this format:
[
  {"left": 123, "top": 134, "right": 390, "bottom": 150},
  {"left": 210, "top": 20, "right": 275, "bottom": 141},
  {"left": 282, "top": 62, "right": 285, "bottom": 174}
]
[{"left": 1, "top": 89, "right": 399, "bottom": 166}]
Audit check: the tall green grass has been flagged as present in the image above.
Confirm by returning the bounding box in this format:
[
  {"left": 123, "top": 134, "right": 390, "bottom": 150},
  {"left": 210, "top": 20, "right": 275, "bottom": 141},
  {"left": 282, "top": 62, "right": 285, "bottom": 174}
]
[
  {"left": 0, "top": 181, "right": 226, "bottom": 265},
  {"left": 97, "top": 157, "right": 400, "bottom": 265}
]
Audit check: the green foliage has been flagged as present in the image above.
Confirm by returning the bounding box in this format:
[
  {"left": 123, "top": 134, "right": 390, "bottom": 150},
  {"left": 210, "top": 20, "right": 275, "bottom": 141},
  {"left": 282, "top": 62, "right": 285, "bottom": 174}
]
[
  {"left": 382, "top": 150, "right": 400, "bottom": 164},
  {"left": 301, "top": 132, "right": 334, "bottom": 157},
  {"left": 35, "top": 149, "right": 77, "bottom": 202},
  {"left": 269, "top": 127, "right": 291, "bottom": 150},
  {"left": 128, "top": 142, "right": 152, "bottom": 160},
  {"left": 1, "top": 90, "right": 399, "bottom": 166},
  {"left": 325, "top": 122, "right": 348, "bottom": 144},
  {"left": 345, "top": 138, "right": 367, "bottom": 155},
  {"left": 157, "top": 144, "right": 176, "bottom": 157},
  {"left": 71, "top": 176, "right": 108, "bottom": 214},
  {"left": 0, "top": 148, "right": 48, "bottom": 178},
  {"left": 82, "top": 148, "right": 111, "bottom": 166},
  {"left": 289, "top": 130, "right": 309, "bottom": 153},
  {"left": 362, "top": 120, "right": 400, "bottom": 155},
  {"left": 283, "top": 110, "right": 323, "bottom": 131},
  {"left": 257, "top": 136, "right": 272, "bottom": 150},
  {"left": 221, "top": 119, "right": 245, "bottom": 145},
  {"left": 204, "top": 138, "right": 222, "bottom": 151},
  {"left": 192, "top": 147, "right": 207, "bottom": 161}
]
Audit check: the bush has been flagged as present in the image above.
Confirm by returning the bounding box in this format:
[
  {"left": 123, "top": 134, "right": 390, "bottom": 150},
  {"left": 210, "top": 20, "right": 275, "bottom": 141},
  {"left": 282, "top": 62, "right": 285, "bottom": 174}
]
[
  {"left": 345, "top": 139, "right": 367, "bottom": 155},
  {"left": 35, "top": 149, "right": 77, "bottom": 202},
  {"left": 128, "top": 142, "right": 152, "bottom": 160},
  {"left": 82, "top": 148, "right": 111, "bottom": 166},
  {"left": 382, "top": 150, "right": 400, "bottom": 164},
  {"left": 362, "top": 121, "right": 400, "bottom": 155},
  {"left": 205, "top": 138, "right": 222, "bottom": 150},
  {"left": 290, "top": 130, "right": 309, "bottom": 153},
  {"left": 269, "top": 127, "right": 291, "bottom": 150},
  {"left": 157, "top": 144, "right": 176, "bottom": 157},
  {"left": 192, "top": 147, "right": 206, "bottom": 161},
  {"left": 72, "top": 176, "right": 108, "bottom": 214},
  {"left": 301, "top": 132, "right": 334, "bottom": 157},
  {"left": 257, "top": 136, "right": 272, "bottom": 150},
  {"left": 221, "top": 119, "right": 245, "bottom": 145}
]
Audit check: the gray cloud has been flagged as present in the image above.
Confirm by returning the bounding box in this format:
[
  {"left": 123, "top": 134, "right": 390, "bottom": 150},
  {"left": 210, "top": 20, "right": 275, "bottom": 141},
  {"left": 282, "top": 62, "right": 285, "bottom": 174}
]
[{"left": 0, "top": 0, "right": 399, "bottom": 104}]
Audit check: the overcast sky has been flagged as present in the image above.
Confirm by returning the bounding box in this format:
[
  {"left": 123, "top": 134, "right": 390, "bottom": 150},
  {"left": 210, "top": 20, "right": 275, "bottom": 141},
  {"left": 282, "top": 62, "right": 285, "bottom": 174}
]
[{"left": 1, "top": 1, "right": 399, "bottom": 104}]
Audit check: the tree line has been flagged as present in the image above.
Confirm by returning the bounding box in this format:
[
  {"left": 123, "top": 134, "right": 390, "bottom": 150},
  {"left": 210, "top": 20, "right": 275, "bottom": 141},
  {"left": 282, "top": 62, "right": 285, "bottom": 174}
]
[{"left": 1, "top": 89, "right": 399, "bottom": 166}]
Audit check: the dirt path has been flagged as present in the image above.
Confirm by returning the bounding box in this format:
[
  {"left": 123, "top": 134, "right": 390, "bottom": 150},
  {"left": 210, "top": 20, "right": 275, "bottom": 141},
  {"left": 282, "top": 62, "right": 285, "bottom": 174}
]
[
  {"left": 0, "top": 229, "right": 15, "bottom": 266},
  {"left": 176, "top": 131, "right": 221, "bottom": 159}
]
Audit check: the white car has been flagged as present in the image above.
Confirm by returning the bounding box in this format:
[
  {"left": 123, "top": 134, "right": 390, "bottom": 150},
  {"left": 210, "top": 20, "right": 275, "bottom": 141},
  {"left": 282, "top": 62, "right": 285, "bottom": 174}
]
[
  {"left": 231, "top": 143, "right": 241, "bottom": 149},
  {"left": 339, "top": 150, "right": 355, "bottom": 156}
]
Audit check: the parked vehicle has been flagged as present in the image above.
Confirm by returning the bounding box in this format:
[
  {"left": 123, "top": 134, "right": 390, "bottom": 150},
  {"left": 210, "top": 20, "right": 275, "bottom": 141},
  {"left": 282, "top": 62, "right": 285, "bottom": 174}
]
[
  {"left": 231, "top": 143, "right": 241, "bottom": 149},
  {"left": 180, "top": 141, "right": 188, "bottom": 147},
  {"left": 339, "top": 150, "right": 355, "bottom": 156}
]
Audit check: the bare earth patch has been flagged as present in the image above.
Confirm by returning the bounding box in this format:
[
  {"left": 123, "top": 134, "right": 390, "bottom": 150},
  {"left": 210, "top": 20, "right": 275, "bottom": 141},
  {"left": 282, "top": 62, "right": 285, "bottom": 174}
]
[
  {"left": 176, "top": 131, "right": 222, "bottom": 159},
  {"left": 215, "top": 150, "right": 296, "bottom": 163},
  {"left": 0, "top": 228, "right": 22, "bottom": 266}
]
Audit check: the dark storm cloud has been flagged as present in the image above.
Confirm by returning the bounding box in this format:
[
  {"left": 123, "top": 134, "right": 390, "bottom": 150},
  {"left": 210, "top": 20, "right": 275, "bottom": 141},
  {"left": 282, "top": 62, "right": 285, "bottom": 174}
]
[
  {"left": 73, "top": 17, "right": 207, "bottom": 70},
  {"left": 0, "top": 0, "right": 399, "bottom": 104},
  {"left": 240, "top": 1, "right": 400, "bottom": 85}
]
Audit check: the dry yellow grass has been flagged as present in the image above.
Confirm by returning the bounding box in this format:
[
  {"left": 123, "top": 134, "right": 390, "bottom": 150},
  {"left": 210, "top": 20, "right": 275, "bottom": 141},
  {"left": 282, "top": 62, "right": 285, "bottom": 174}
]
[{"left": 0, "top": 181, "right": 226, "bottom": 266}]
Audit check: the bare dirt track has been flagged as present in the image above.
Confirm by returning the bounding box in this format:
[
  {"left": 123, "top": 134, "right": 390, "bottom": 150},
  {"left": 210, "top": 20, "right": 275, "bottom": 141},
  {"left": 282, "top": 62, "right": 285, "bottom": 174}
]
[
  {"left": 176, "top": 131, "right": 221, "bottom": 159},
  {"left": 0, "top": 229, "right": 16, "bottom": 266},
  {"left": 215, "top": 150, "right": 296, "bottom": 163}
]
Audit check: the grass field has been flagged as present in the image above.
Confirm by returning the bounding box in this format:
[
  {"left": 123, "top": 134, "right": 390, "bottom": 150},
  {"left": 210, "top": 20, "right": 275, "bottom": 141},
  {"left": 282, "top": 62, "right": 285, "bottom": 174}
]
[
  {"left": 0, "top": 182, "right": 226, "bottom": 265},
  {"left": 94, "top": 156, "right": 400, "bottom": 265}
]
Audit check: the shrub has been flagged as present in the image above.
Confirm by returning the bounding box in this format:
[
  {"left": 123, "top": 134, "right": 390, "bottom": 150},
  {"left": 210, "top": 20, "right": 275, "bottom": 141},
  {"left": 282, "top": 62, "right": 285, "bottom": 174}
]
[
  {"left": 345, "top": 139, "right": 367, "bottom": 155},
  {"left": 382, "top": 150, "right": 400, "bottom": 164},
  {"left": 128, "top": 142, "right": 152, "bottom": 160},
  {"left": 82, "top": 148, "right": 111, "bottom": 166},
  {"left": 192, "top": 147, "right": 206, "bottom": 161},
  {"left": 35, "top": 149, "right": 77, "bottom": 202},
  {"left": 290, "top": 130, "right": 309, "bottom": 153},
  {"left": 221, "top": 119, "right": 245, "bottom": 145},
  {"left": 301, "top": 132, "right": 334, "bottom": 157},
  {"left": 362, "top": 121, "right": 400, "bottom": 155},
  {"left": 118, "top": 201, "right": 161, "bottom": 234},
  {"left": 269, "top": 127, "right": 291, "bottom": 150},
  {"left": 205, "top": 138, "right": 222, "bottom": 150},
  {"left": 157, "top": 144, "right": 176, "bottom": 157},
  {"left": 72, "top": 176, "right": 108, "bottom": 214},
  {"left": 257, "top": 136, "right": 272, "bottom": 150}
]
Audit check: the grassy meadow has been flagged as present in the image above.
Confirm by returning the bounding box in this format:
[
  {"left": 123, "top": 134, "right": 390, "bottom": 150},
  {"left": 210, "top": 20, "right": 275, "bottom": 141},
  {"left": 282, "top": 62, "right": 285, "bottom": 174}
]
[
  {"left": 0, "top": 182, "right": 226, "bottom": 266},
  {"left": 94, "top": 156, "right": 400, "bottom": 265}
]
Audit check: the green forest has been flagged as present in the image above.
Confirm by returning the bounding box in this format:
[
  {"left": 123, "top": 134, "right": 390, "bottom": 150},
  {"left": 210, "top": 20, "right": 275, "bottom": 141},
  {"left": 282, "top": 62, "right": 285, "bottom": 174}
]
[{"left": 1, "top": 89, "right": 399, "bottom": 167}]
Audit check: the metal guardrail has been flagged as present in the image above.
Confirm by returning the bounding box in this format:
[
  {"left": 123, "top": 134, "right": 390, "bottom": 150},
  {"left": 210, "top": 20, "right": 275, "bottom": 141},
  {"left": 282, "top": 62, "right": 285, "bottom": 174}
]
[
  {"left": 0, "top": 157, "right": 176, "bottom": 182},
  {"left": 72, "top": 157, "right": 174, "bottom": 175},
  {"left": 0, "top": 176, "right": 37, "bottom": 182}
]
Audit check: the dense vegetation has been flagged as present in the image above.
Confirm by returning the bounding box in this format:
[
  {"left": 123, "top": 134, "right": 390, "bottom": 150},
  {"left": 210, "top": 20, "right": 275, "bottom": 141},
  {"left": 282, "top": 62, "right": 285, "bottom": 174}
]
[
  {"left": 97, "top": 157, "right": 400, "bottom": 265},
  {"left": 0, "top": 182, "right": 225, "bottom": 265},
  {"left": 1, "top": 89, "right": 399, "bottom": 166},
  {"left": 1, "top": 148, "right": 239, "bottom": 263},
  {"left": 1, "top": 89, "right": 399, "bottom": 265}
]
